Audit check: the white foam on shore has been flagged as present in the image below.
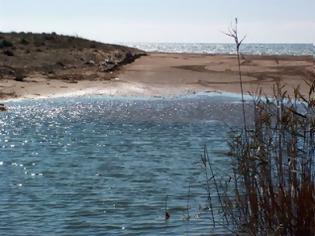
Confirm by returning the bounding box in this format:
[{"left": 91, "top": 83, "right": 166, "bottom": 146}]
[
  {"left": 2, "top": 89, "right": 256, "bottom": 105},
  {"left": 0, "top": 81, "right": 153, "bottom": 103},
  {"left": 0, "top": 79, "right": 257, "bottom": 104}
]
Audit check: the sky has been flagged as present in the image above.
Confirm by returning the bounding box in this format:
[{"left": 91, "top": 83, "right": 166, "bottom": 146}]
[{"left": 0, "top": 0, "right": 314, "bottom": 43}]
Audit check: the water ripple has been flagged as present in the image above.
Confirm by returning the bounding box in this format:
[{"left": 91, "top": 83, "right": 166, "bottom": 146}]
[{"left": 0, "top": 95, "right": 248, "bottom": 235}]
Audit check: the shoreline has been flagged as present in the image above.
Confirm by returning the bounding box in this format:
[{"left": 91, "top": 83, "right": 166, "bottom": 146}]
[
  {"left": 1, "top": 52, "right": 314, "bottom": 103},
  {"left": 3, "top": 89, "right": 256, "bottom": 104}
]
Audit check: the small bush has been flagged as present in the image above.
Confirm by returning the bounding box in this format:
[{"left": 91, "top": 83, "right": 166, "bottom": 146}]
[
  {"left": 43, "top": 33, "right": 56, "bottom": 41},
  {"left": 15, "top": 72, "right": 25, "bottom": 82},
  {"left": 3, "top": 49, "right": 14, "bottom": 56},
  {"left": 90, "top": 43, "right": 97, "bottom": 48},
  {"left": 34, "top": 41, "right": 45, "bottom": 47},
  {"left": 20, "top": 38, "right": 29, "bottom": 45},
  {"left": 0, "top": 40, "right": 13, "bottom": 48},
  {"left": 56, "top": 61, "right": 65, "bottom": 67}
]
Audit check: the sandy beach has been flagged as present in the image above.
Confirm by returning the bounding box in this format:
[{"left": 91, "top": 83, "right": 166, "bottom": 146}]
[
  {"left": 1, "top": 52, "right": 313, "bottom": 101},
  {"left": 121, "top": 53, "right": 314, "bottom": 97}
]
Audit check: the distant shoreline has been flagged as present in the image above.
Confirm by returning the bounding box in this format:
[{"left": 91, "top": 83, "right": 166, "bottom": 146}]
[{"left": 0, "top": 52, "right": 313, "bottom": 102}]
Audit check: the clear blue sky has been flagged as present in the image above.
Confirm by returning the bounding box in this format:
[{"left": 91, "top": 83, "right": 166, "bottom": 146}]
[{"left": 0, "top": 0, "right": 314, "bottom": 43}]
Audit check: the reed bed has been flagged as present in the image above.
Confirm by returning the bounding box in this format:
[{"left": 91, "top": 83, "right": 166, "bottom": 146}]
[{"left": 203, "top": 18, "right": 315, "bottom": 235}]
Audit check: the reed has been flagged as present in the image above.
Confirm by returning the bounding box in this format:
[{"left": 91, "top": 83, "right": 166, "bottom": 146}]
[
  {"left": 230, "top": 83, "right": 314, "bottom": 235},
  {"left": 203, "top": 19, "right": 315, "bottom": 235},
  {"left": 224, "top": 18, "right": 247, "bottom": 134},
  {"left": 203, "top": 81, "right": 315, "bottom": 236}
]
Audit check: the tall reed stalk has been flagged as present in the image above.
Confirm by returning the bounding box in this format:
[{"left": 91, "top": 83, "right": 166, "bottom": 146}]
[{"left": 224, "top": 18, "right": 247, "bottom": 134}]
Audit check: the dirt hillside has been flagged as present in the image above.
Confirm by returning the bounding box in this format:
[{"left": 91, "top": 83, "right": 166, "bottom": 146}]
[{"left": 0, "top": 32, "right": 145, "bottom": 83}]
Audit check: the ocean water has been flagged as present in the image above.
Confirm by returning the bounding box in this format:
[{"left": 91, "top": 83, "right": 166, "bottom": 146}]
[
  {"left": 0, "top": 94, "right": 249, "bottom": 235},
  {"left": 122, "top": 42, "right": 315, "bottom": 56}
]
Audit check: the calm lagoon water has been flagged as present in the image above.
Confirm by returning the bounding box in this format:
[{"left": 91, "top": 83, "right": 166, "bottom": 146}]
[{"left": 0, "top": 94, "right": 247, "bottom": 235}]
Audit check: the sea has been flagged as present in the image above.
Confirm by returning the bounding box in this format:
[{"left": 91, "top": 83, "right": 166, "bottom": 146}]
[
  {"left": 122, "top": 43, "right": 315, "bottom": 57},
  {"left": 0, "top": 44, "right": 314, "bottom": 236}
]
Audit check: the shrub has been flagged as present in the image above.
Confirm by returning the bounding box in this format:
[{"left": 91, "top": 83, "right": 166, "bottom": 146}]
[
  {"left": 20, "top": 38, "right": 29, "bottom": 45},
  {"left": 15, "top": 72, "right": 25, "bottom": 82},
  {"left": 34, "top": 41, "right": 45, "bottom": 47},
  {"left": 90, "top": 43, "right": 97, "bottom": 49},
  {"left": 0, "top": 39, "right": 13, "bottom": 48},
  {"left": 43, "top": 33, "right": 56, "bottom": 41}
]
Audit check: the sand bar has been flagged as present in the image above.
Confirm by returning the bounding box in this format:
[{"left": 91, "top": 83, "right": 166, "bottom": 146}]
[{"left": 0, "top": 53, "right": 314, "bottom": 101}]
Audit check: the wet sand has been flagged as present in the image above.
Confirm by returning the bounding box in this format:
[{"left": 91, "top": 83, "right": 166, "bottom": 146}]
[{"left": 0, "top": 53, "right": 314, "bottom": 101}]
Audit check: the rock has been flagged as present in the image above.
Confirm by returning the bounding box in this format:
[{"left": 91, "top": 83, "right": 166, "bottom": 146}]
[
  {"left": 0, "top": 103, "right": 7, "bottom": 112},
  {"left": 98, "top": 59, "right": 117, "bottom": 72},
  {"left": 98, "top": 51, "right": 145, "bottom": 73},
  {"left": 85, "top": 60, "right": 96, "bottom": 66}
]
